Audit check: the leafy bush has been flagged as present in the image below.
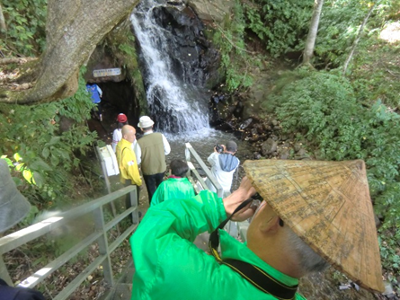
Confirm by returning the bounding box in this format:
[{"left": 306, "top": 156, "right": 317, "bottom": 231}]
[
  {"left": 272, "top": 69, "right": 400, "bottom": 233},
  {"left": 0, "top": 0, "right": 47, "bottom": 56},
  {"left": 210, "top": 0, "right": 255, "bottom": 91},
  {"left": 0, "top": 69, "right": 98, "bottom": 208},
  {"left": 245, "top": 0, "right": 313, "bottom": 56},
  {"left": 273, "top": 70, "right": 364, "bottom": 160}
]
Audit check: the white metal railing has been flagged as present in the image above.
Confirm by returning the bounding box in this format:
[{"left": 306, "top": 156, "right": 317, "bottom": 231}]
[
  {"left": 184, "top": 142, "right": 224, "bottom": 198},
  {"left": 184, "top": 142, "right": 248, "bottom": 239},
  {"left": 0, "top": 185, "right": 139, "bottom": 299}
]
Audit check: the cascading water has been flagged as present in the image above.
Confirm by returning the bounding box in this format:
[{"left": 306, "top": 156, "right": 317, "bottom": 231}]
[{"left": 131, "top": 0, "right": 210, "bottom": 133}]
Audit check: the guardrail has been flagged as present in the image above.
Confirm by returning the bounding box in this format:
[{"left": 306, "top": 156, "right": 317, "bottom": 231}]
[
  {"left": 184, "top": 142, "right": 223, "bottom": 198},
  {"left": 0, "top": 185, "right": 139, "bottom": 300},
  {"left": 184, "top": 142, "right": 249, "bottom": 239}
]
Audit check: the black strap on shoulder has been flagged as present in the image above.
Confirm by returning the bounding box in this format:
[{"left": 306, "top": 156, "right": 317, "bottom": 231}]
[{"left": 208, "top": 199, "right": 298, "bottom": 300}]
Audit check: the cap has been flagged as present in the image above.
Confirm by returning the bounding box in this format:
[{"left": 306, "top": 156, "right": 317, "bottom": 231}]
[
  {"left": 0, "top": 159, "right": 31, "bottom": 233},
  {"left": 137, "top": 116, "right": 154, "bottom": 129},
  {"left": 117, "top": 113, "right": 127, "bottom": 123},
  {"left": 226, "top": 140, "right": 237, "bottom": 152},
  {"left": 243, "top": 159, "right": 384, "bottom": 292}
]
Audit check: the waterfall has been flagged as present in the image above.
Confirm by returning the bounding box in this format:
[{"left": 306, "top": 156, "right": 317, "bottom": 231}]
[{"left": 131, "top": 0, "right": 210, "bottom": 133}]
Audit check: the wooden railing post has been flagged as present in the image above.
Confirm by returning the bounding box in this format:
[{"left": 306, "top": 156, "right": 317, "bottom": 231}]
[{"left": 93, "top": 207, "right": 114, "bottom": 286}]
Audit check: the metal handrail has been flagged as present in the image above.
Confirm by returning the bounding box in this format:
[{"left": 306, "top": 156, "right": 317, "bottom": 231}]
[
  {"left": 0, "top": 185, "right": 139, "bottom": 299},
  {"left": 184, "top": 142, "right": 249, "bottom": 240},
  {"left": 185, "top": 142, "right": 224, "bottom": 198}
]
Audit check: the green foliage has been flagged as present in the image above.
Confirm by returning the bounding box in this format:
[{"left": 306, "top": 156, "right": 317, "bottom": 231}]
[
  {"left": 211, "top": 0, "right": 255, "bottom": 91},
  {"left": 314, "top": 0, "right": 371, "bottom": 67},
  {"left": 379, "top": 232, "right": 400, "bottom": 287},
  {"left": 271, "top": 69, "right": 400, "bottom": 276},
  {"left": 274, "top": 70, "right": 365, "bottom": 160},
  {"left": 0, "top": 0, "right": 47, "bottom": 56},
  {"left": 314, "top": 0, "right": 400, "bottom": 68},
  {"left": 350, "top": 41, "right": 400, "bottom": 109},
  {"left": 0, "top": 69, "right": 97, "bottom": 208},
  {"left": 245, "top": 0, "right": 313, "bottom": 57}
]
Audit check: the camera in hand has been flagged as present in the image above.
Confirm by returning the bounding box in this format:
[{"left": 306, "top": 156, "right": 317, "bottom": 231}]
[{"left": 215, "top": 144, "right": 224, "bottom": 153}]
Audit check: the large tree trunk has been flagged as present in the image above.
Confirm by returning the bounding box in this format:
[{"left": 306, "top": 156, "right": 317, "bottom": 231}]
[
  {"left": 0, "top": 0, "right": 140, "bottom": 104},
  {"left": 303, "top": 0, "right": 324, "bottom": 65}
]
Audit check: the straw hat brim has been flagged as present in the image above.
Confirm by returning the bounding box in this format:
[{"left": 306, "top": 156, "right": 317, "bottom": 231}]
[{"left": 243, "top": 159, "right": 384, "bottom": 292}]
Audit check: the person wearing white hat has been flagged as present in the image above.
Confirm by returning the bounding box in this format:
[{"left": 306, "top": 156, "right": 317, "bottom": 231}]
[{"left": 136, "top": 116, "right": 171, "bottom": 203}]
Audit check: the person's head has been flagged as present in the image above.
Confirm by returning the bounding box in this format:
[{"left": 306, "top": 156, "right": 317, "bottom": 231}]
[
  {"left": 121, "top": 125, "right": 136, "bottom": 143},
  {"left": 117, "top": 113, "right": 128, "bottom": 129},
  {"left": 247, "top": 200, "right": 328, "bottom": 278},
  {"left": 170, "top": 160, "right": 189, "bottom": 178},
  {"left": 225, "top": 140, "right": 237, "bottom": 154},
  {"left": 117, "top": 113, "right": 128, "bottom": 125},
  {"left": 137, "top": 116, "right": 154, "bottom": 132},
  {"left": 243, "top": 159, "right": 385, "bottom": 292}
]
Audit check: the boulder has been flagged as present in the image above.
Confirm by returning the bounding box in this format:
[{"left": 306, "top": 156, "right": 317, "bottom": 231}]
[
  {"left": 187, "top": 0, "right": 234, "bottom": 23},
  {"left": 261, "top": 138, "right": 277, "bottom": 156}
]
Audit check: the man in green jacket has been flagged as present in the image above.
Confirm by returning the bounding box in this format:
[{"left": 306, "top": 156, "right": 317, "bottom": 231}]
[
  {"left": 151, "top": 159, "right": 195, "bottom": 206},
  {"left": 130, "top": 159, "right": 384, "bottom": 299}
]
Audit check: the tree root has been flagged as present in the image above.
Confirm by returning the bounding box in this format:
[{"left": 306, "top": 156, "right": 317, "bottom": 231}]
[{"left": 0, "top": 57, "right": 38, "bottom": 66}]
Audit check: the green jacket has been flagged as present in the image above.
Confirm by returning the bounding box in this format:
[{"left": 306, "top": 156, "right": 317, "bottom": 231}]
[
  {"left": 130, "top": 191, "right": 306, "bottom": 300},
  {"left": 151, "top": 177, "right": 195, "bottom": 206}
]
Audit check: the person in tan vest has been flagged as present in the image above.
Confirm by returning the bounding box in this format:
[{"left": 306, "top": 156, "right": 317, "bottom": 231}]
[{"left": 136, "top": 116, "right": 171, "bottom": 203}]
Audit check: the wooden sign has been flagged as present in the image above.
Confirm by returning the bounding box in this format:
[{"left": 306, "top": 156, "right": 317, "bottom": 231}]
[{"left": 93, "top": 68, "right": 121, "bottom": 78}]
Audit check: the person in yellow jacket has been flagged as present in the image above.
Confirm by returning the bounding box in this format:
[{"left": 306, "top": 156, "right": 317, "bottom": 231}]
[{"left": 116, "top": 125, "right": 142, "bottom": 209}]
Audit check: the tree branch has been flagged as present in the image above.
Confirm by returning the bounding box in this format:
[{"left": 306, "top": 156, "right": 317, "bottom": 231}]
[
  {"left": 0, "top": 0, "right": 140, "bottom": 104},
  {"left": 343, "top": 3, "right": 377, "bottom": 76},
  {"left": 0, "top": 57, "right": 38, "bottom": 65},
  {"left": 0, "top": 4, "right": 6, "bottom": 32}
]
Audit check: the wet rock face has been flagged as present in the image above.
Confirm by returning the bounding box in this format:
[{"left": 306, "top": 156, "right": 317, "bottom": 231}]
[
  {"left": 208, "top": 90, "right": 311, "bottom": 161},
  {"left": 151, "top": 5, "right": 220, "bottom": 88}
]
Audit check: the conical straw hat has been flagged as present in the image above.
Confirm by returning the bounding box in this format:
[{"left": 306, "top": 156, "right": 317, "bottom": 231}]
[{"left": 243, "top": 159, "right": 384, "bottom": 292}]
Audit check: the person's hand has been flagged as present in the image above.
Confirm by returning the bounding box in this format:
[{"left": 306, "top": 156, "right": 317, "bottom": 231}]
[{"left": 223, "top": 177, "right": 257, "bottom": 221}]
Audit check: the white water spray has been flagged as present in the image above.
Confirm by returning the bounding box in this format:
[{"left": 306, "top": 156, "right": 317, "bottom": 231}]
[{"left": 131, "top": 0, "right": 209, "bottom": 133}]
